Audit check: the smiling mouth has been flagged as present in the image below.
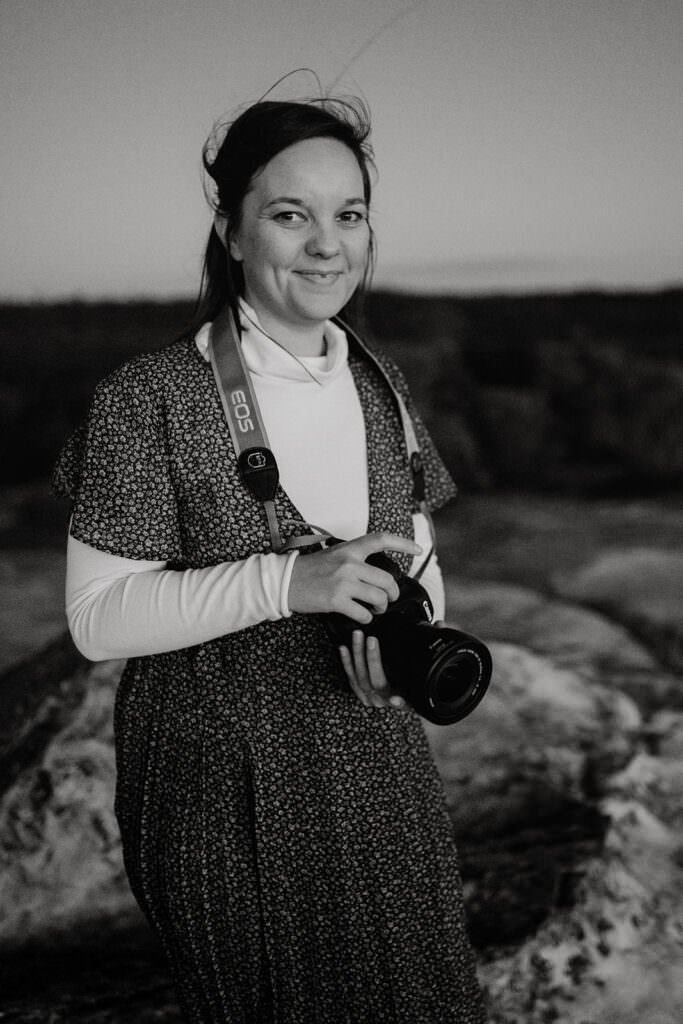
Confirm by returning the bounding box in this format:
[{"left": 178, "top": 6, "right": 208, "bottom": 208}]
[{"left": 295, "top": 271, "right": 343, "bottom": 282}]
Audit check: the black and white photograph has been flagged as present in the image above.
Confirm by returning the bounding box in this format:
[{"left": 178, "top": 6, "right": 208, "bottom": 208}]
[{"left": 1, "top": 2, "right": 682, "bottom": 1022}]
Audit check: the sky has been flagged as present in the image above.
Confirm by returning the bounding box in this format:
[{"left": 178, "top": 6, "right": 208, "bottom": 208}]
[{"left": 1, "top": 0, "right": 682, "bottom": 300}]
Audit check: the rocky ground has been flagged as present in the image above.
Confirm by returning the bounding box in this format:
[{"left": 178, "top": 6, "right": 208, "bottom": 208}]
[{"left": 1, "top": 490, "right": 682, "bottom": 1022}]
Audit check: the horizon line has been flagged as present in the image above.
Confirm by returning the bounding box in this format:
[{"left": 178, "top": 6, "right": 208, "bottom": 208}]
[{"left": 1, "top": 279, "right": 682, "bottom": 306}]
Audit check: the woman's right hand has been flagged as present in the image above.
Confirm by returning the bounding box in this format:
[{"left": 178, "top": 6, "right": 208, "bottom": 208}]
[{"left": 287, "top": 532, "right": 421, "bottom": 624}]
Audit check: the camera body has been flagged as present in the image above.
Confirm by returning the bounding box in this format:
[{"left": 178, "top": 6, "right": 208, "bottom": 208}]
[{"left": 327, "top": 552, "right": 492, "bottom": 725}]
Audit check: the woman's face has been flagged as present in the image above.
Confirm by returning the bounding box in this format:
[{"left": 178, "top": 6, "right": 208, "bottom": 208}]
[{"left": 229, "top": 137, "right": 370, "bottom": 342}]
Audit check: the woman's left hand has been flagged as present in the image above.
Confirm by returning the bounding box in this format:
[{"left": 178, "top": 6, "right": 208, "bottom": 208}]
[{"left": 339, "top": 631, "right": 407, "bottom": 710}]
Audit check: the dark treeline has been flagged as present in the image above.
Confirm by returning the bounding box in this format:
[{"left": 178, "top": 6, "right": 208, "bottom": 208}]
[
  {"left": 1, "top": 288, "right": 682, "bottom": 493},
  {"left": 365, "top": 288, "right": 683, "bottom": 493}
]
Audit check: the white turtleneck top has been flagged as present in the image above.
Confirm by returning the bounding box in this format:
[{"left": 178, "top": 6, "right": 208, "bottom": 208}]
[
  {"left": 204, "top": 304, "right": 370, "bottom": 540},
  {"left": 66, "top": 302, "right": 445, "bottom": 661}
]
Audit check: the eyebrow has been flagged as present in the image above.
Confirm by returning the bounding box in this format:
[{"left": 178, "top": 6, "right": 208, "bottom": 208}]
[{"left": 264, "top": 196, "right": 368, "bottom": 208}]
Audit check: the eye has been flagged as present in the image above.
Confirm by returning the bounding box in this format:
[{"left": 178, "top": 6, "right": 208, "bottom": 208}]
[
  {"left": 273, "top": 209, "right": 307, "bottom": 225},
  {"left": 338, "top": 209, "right": 367, "bottom": 226}
]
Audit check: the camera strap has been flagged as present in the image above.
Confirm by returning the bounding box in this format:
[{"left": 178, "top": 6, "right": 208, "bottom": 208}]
[
  {"left": 208, "top": 307, "right": 435, "bottom": 570},
  {"left": 336, "top": 317, "right": 436, "bottom": 580},
  {"left": 208, "top": 307, "right": 334, "bottom": 553}
]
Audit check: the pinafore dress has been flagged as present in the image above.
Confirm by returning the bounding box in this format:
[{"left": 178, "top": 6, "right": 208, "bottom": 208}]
[{"left": 54, "top": 333, "right": 486, "bottom": 1024}]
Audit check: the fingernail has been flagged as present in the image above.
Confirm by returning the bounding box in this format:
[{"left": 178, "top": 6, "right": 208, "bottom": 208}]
[{"left": 367, "top": 636, "right": 377, "bottom": 651}]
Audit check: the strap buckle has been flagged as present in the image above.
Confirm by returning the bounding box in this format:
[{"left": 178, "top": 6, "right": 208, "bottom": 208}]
[{"left": 237, "top": 447, "right": 278, "bottom": 502}]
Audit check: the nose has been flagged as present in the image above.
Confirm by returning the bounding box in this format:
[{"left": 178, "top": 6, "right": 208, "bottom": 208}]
[{"left": 305, "top": 218, "right": 341, "bottom": 258}]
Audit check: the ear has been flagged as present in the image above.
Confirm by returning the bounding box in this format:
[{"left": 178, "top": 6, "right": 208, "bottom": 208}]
[
  {"left": 213, "top": 214, "right": 228, "bottom": 246},
  {"left": 214, "top": 213, "right": 242, "bottom": 261},
  {"left": 229, "top": 232, "right": 243, "bottom": 261}
]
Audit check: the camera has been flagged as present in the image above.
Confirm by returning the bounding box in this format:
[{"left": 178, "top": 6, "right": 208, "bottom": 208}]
[{"left": 327, "top": 552, "right": 492, "bottom": 725}]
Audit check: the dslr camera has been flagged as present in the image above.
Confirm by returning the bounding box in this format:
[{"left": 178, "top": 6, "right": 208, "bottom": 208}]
[{"left": 327, "top": 551, "right": 492, "bottom": 725}]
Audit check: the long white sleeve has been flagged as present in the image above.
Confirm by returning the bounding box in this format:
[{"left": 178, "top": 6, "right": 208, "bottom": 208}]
[
  {"left": 66, "top": 534, "right": 299, "bottom": 661},
  {"left": 67, "top": 514, "right": 444, "bottom": 663}
]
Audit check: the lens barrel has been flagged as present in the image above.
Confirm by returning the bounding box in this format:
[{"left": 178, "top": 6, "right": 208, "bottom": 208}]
[{"left": 374, "top": 619, "right": 492, "bottom": 725}]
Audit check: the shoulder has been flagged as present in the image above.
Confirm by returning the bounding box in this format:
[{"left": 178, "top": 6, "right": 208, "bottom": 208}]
[
  {"left": 97, "top": 335, "right": 199, "bottom": 389},
  {"left": 346, "top": 331, "right": 411, "bottom": 398},
  {"left": 54, "top": 338, "right": 200, "bottom": 502},
  {"left": 93, "top": 336, "right": 201, "bottom": 411}
]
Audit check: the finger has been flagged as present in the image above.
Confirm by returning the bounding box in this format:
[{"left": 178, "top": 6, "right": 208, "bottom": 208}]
[
  {"left": 339, "top": 644, "right": 352, "bottom": 680},
  {"left": 365, "top": 635, "right": 389, "bottom": 693},
  {"left": 335, "top": 597, "right": 375, "bottom": 625},
  {"left": 349, "top": 581, "right": 391, "bottom": 616},
  {"left": 349, "top": 532, "right": 422, "bottom": 561},
  {"left": 355, "top": 633, "right": 389, "bottom": 709},
  {"left": 341, "top": 634, "right": 402, "bottom": 711},
  {"left": 339, "top": 644, "right": 372, "bottom": 707},
  {"left": 367, "top": 636, "right": 405, "bottom": 709},
  {"left": 357, "top": 566, "right": 400, "bottom": 605},
  {"left": 351, "top": 630, "right": 372, "bottom": 693},
  {"left": 365, "top": 636, "right": 406, "bottom": 710}
]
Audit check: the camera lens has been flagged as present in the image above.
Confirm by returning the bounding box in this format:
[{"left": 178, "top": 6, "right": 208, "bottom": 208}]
[
  {"left": 326, "top": 563, "right": 492, "bottom": 725},
  {"left": 421, "top": 635, "right": 492, "bottom": 724},
  {"left": 434, "top": 654, "right": 480, "bottom": 706}
]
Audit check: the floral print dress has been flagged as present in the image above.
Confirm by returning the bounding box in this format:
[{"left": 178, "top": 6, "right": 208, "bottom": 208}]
[{"left": 54, "top": 332, "right": 486, "bottom": 1024}]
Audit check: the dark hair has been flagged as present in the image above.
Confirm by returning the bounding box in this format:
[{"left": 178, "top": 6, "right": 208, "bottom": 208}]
[{"left": 187, "top": 97, "right": 376, "bottom": 336}]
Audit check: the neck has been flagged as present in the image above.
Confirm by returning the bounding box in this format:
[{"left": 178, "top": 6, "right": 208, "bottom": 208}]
[{"left": 241, "top": 300, "right": 326, "bottom": 357}]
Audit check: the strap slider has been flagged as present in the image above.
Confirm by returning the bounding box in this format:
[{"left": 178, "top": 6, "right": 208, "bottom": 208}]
[
  {"left": 410, "top": 450, "right": 426, "bottom": 502},
  {"left": 238, "top": 447, "right": 279, "bottom": 502}
]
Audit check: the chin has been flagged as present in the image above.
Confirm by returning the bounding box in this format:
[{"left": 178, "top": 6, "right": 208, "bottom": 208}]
[
  {"left": 289, "top": 300, "right": 339, "bottom": 325},
  {"left": 298, "top": 289, "right": 356, "bottom": 323}
]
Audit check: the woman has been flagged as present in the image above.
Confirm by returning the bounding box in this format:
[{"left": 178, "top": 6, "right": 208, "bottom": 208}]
[{"left": 55, "top": 96, "right": 486, "bottom": 1023}]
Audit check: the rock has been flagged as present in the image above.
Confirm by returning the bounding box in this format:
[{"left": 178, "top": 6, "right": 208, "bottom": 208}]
[
  {"left": 0, "top": 651, "right": 139, "bottom": 947},
  {"left": 0, "top": 631, "right": 87, "bottom": 792},
  {"left": 553, "top": 547, "right": 683, "bottom": 673},
  {"left": 422, "top": 621, "right": 683, "bottom": 1023},
  {"left": 444, "top": 577, "right": 681, "bottom": 712},
  {"left": 425, "top": 641, "right": 641, "bottom": 949},
  {"left": 476, "top": 741, "right": 683, "bottom": 1023},
  {"left": 646, "top": 709, "right": 683, "bottom": 759},
  {"left": 605, "top": 749, "right": 683, "bottom": 832}
]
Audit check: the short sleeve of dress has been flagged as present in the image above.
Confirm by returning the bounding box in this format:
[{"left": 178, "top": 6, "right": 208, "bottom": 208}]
[
  {"left": 407, "top": 397, "right": 458, "bottom": 513},
  {"left": 52, "top": 360, "right": 182, "bottom": 561},
  {"left": 366, "top": 344, "right": 458, "bottom": 514}
]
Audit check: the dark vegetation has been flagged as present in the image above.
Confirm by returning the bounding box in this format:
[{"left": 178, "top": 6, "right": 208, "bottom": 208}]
[
  {"left": 1, "top": 288, "right": 682, "bottom": 493},
  {"left": 0, "top": 924, "right": 182, "bottom": 1023}
]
